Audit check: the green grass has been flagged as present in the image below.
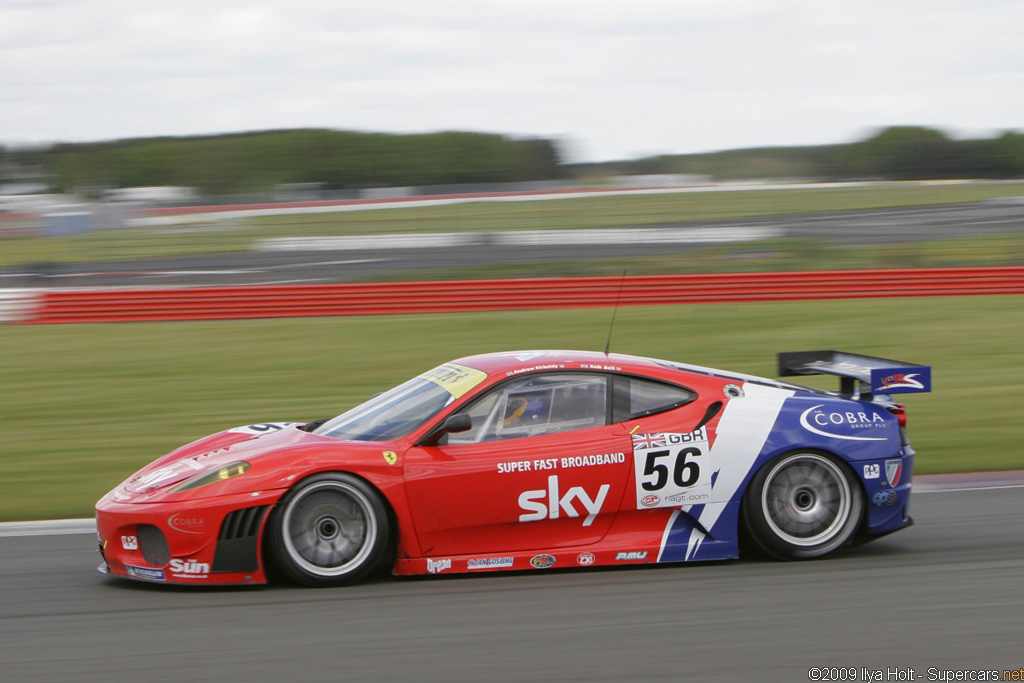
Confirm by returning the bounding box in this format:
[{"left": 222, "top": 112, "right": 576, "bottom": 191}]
[
  {"left": 4, "top": 181, "right": 1024, "bottom": 268},
  {"left": 2, "top": 294, "right": 1022, "bottom": 521},
  {"left": 250, "top": 182, "right": 1024, "bottom": 234}
]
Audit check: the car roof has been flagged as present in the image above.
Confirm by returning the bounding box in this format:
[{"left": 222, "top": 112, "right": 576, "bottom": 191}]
[
  {"left": 452, "top": 350, "right": 663, "bottom": 375},
  {"left": 452, "top": 349, "right": 815, "bottom": 393}
]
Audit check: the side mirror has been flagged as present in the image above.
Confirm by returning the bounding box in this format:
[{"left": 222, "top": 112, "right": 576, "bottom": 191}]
[
  {"left": 441, "top": 413, "right": 472, "bottom": 433},
  {"left": 418, "top": 413, "right": 472, "bottom": 446}
]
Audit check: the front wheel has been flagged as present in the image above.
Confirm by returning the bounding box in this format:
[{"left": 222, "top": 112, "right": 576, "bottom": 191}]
[
  {"left": 266, "top": 473, "right": 389, "bottom": 586},
  {"left": 742, "top": 452, "right": 863, "bottom": 560}
]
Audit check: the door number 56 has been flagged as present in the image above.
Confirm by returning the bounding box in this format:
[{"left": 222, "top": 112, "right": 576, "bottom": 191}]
[{"left": 640, "top": 447, "right": 702, "bottom": 491}]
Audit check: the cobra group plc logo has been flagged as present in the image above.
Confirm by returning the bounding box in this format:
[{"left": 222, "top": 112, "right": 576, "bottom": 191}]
[{"left": 799, "top": 405, "right": 888, "bottom": 442}]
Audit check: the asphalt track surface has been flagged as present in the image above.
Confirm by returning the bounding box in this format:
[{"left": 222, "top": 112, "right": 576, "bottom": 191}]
[
  {"left": 6, "top": 200, "right": 1024, "bottom": 288},
  {"left": 2, "top": 474, "right": 1022, "bottom": 683}
]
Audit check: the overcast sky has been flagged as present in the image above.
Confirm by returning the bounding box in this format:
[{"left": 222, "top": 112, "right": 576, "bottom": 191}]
[{"left": 2, "top": 0, "right": 1022, "bottom": 162}]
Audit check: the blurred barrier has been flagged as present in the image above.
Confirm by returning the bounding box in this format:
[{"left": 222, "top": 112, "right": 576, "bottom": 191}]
[
  {"left": 14, "top": 267, "right": 1024, "bottom": 325},
  {"left": 256, "top": 226, "right": 781, "bottom": 251},
  {"left": 0, "top": 212, "right": 40, "bottom": 237}
]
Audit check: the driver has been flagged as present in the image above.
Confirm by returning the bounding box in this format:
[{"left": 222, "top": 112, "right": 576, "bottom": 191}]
[
  {"left": 503, "top": 393, "right": 549, "bottom": 427},
  {"left": 503, "top": 397, "right": 529, "bottom": 426}
]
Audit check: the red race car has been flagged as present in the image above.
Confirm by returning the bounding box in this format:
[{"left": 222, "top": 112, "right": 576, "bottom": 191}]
[{"left": 96, "top": 349, "right": 930, "bottom": 586}]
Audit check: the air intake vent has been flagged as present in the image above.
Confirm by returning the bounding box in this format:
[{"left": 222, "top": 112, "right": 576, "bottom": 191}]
[
  {"left": 219, "top": 506, "right": 268, "bottom": 540},
  {"left": 212, "top": 506, "right": 269, "bottom": 573},
  {"left": 138, "top": 524, "right": 170, "bottom": 566}
]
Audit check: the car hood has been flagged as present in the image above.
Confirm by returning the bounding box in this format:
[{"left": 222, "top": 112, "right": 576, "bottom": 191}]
[{"left": 121, "top": 424, "right": 314, "bottom": 495}]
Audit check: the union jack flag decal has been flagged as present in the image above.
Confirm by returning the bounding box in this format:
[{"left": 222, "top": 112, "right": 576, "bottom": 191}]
[{"left": 631, "top": 433, "right": 666, "bottom": 449}]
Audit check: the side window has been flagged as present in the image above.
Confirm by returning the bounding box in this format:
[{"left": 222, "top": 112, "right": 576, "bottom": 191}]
[
  {"left": 450, "top": 391, "right": 501, "bottom": 443},
  {"left": 449, "top": 374, "right": 608, "bottom": 444},
  {"left": 613, "top": 376, "right": 695, "bottom": 421}
]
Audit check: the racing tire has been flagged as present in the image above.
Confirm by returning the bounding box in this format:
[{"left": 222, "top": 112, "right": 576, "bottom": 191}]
[
  {"left": 742, "top": 452, "right": 863, "bottom": 560},
  {"left": 266, "top": 473, "right": 389, "bottom": 586}
]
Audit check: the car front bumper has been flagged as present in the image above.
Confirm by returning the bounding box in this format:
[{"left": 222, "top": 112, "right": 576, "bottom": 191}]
[{"left": 95, "top": 489, "right": 283, "bottom": 585}]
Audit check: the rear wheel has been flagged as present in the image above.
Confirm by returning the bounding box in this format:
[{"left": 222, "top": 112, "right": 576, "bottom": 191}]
[
  {"left": 267, "top": 473, "right": 389, "bottom": 586},
  {"left": 743, "top": 452, "right": 862, "bottom": 560}
]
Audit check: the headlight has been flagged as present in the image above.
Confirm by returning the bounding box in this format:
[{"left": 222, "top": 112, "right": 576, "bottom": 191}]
[{"left": 171, "top": 461, "right": 250, "bottom": 492}]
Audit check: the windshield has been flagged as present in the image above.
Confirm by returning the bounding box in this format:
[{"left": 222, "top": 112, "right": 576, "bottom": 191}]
[
  {"left": 313, "top": 378, "right": 454, "bottom": 441},
  {"left": 312, "top": 362, "right": 488, "bottom": 441}
]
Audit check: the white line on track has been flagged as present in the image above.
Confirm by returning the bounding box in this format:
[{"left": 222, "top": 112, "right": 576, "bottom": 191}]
[
  {"left": 915, "top": 483, "right": 1024, "bottom": 493},
  {"left": 0, "top": 519, "right": 95, "bottom": 538}
]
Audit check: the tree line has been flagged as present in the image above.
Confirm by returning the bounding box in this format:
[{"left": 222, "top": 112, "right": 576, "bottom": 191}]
[
  {"left": 1, "top": 126, "right": 1022, "bottom": 196},
  {"left": 6, "top": 129, "right": 563, "bottom": 195},
  {"left": 586, "top": 127, "right": 1024, "bottom": 181}
]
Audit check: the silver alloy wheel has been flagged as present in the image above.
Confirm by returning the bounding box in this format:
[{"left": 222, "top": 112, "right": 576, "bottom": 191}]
[
  {"left": 760, "top": 453, "right": 853, "bottom": 547},
  {"left": 280, "top": 480, "right": 379, "bottom": 577}
]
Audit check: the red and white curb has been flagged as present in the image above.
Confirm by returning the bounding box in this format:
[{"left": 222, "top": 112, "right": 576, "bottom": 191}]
[{"left": 0, "top": 289, "right": 43, "bottom": 324}]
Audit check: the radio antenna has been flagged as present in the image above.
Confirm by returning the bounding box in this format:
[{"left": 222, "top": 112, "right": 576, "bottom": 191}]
[{"left": 604, "top": 270, "right": 628, "bottom": 356}]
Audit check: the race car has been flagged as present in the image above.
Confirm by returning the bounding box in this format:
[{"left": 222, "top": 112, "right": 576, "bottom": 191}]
[{"left": 95, "top": 349, "right": 931, "bottom": 586}]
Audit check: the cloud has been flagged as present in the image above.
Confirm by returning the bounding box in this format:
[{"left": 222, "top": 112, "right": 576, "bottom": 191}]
[{"left": 1, "top": 0, "right": 1021, "bottom": 160}]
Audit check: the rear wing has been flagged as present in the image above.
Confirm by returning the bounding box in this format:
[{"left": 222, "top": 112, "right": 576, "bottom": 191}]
[{"left": 778, "top": 350, "right": 931, "bottom": 398}]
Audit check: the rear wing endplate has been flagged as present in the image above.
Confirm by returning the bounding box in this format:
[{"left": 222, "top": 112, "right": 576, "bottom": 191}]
[{"left": 778, "top": 350, "right": 931, "bottom": 398}]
